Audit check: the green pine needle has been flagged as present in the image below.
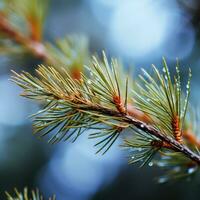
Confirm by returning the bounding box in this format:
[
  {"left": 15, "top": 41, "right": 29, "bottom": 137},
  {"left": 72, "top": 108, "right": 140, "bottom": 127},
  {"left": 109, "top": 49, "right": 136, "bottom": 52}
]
[
  {"left": 133, "top": 58, "right": 192, "bottom": 137},
  {"left": 123, "top": 127, "right": 161, "bottom": 167},
  {"left": 11, "top": 53, "right": 200, "bottom": 182},
  {"left": 45, "top": 35, "right": 90, "bottom": 71},
  {"left": 11, "top": 53, "right": 131, "bottom": 154},
  {"left": 3, "top": 0, "right": 48, "bottom": 37},
  {"left": 5, "top": 188, "right": 55, "bottom": 200}
]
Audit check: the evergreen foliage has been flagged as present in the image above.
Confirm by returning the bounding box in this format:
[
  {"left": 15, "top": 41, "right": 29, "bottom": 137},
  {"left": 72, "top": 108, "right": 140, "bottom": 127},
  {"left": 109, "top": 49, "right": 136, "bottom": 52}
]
[
  {"left": 6, "top": 188, "right": 55, "bottom": 200},
  {"left": 11, "top": 53, "right": 200, "bottom": 183},
  {"left": 1, "top": 0, "right": 200, "bottom": 199}
]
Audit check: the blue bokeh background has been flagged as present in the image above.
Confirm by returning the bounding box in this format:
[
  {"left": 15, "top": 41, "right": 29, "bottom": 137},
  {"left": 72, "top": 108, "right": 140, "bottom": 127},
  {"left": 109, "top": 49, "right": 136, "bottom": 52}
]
[{"left": 1, "top": 0, "right": 200, "bottom": 199}]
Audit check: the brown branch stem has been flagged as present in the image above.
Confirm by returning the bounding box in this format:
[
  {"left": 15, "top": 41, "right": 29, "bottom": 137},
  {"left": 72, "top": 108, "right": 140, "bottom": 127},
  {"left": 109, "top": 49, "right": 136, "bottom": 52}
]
[
  {"left": 80, "top": 104, "right": 200, "bottom": 165},
  {"left": 0, "top": 13, "right": 49, "bottom": 60}
]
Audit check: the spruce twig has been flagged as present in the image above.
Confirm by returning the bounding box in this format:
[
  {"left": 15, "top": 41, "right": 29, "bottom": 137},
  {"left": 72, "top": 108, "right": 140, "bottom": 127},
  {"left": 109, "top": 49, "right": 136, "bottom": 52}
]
[{"left": 11, "top": 53, "right": 200, "bottom": 170}]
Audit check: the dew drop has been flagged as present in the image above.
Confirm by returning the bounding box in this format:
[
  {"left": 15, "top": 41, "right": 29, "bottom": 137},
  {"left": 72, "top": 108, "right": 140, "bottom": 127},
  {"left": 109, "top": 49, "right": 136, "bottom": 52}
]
[
  {"left": 158, "top": 177, "right": 168, "bottom": 184},
  {"left": 164, "top": 75, "right": 168, "bottom": 80},
  {"left": 147, "top": 98, "right": 151, "bottom": 102},
  {"left": 157, "top": 162, "right": 165, "bottom": 167},
  {"left": 188, "top": 167, "right": 196, "bottom": 174},
  {"left": 184, "top": 99, "right": 187, "bottom": 103},
  {"left": 90, "top": 72, "right": 93, "bottom": 76},
  {"left": 138, "top": 147, "right": 142, "bottom": 152},
  {"left": 162, "top": 68, "right": 166, "bottom": 73},
  {"left": 87, "top": 80, "right": 92, "bottom": 84},
  {"left": 176, "top": 84, "right": 180, "bottom": 91},
  {"left": 190, "top": 154, "right": 195, "bottom": 158},
  {"left": 131, "top": 156, "right": 135, "bottom": 159},
  {"left": 148, "top": 162, "right": 153, "bottom": 167},
  {"left": 140, "top": 124, "right": 144, "bottom": 128},
  {"left": 143, "top": 71, "right": 147, "bottom": 76},
  {"left": 179, "top": 146, "right": 184, "bottom": 151},
  {"left": 186, "top": 84, "right": 190, "bottom": 89}
]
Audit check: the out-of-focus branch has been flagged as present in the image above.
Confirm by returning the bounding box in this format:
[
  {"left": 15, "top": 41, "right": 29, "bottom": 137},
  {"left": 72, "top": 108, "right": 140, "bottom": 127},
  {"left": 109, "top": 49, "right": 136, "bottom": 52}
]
[
  {"left": 0, "top": 12, "right": 86, "bottom": 80},
  {"left": 183, "top": 129, "right": 200, "bottom": 147},
  {"left": 0, "top": 12, "right": 48, "bottom": 60}
]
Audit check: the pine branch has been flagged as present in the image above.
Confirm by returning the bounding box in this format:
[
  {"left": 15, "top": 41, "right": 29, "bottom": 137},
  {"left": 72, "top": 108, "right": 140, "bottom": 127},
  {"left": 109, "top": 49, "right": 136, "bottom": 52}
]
[
  {"left": 0, "top": 11, "right": 48, "bottom": 59},
  {"left": 3, "top": 0, "right": 200, "bottom": 185},
  {"left": 11, "top": 53, "right": 200, "bottom": 172}
]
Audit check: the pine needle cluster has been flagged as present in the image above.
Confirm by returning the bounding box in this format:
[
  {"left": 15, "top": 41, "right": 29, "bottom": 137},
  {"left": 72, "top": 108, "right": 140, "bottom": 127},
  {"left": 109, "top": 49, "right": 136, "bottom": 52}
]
[
  {"left": 5, "top": 188, "right": 55, "bottom": 200},
  {"left": 1, "top": 0, "right": 200, "bottom": 198},
  {"left": 11, "top": 52, "right": 200, "bottom": 183}
]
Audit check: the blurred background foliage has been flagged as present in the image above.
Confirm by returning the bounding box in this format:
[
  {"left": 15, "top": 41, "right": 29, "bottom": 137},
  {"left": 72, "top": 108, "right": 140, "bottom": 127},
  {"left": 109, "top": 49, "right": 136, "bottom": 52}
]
[{"left": 1, "top": 0, "right": 200, "bottom": 199}]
